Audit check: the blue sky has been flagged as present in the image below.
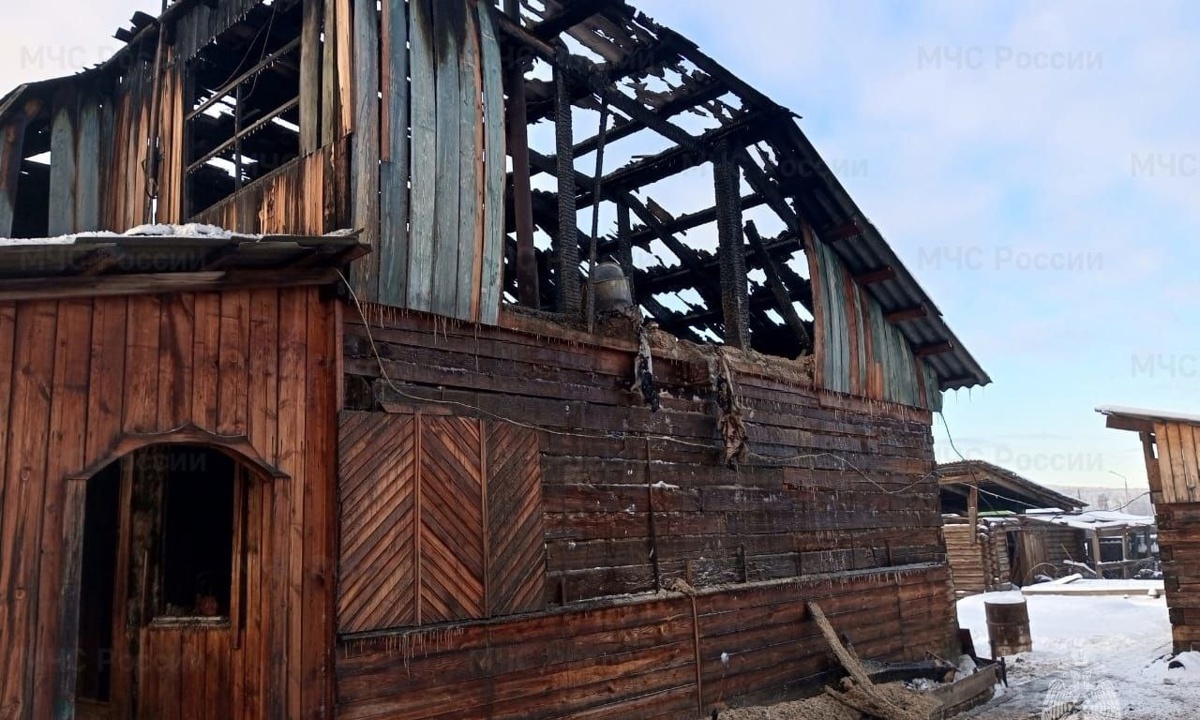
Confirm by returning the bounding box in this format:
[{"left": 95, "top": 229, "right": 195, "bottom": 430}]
[{"left": 6, "top": 0, "right": 1199, "bottom": 489}]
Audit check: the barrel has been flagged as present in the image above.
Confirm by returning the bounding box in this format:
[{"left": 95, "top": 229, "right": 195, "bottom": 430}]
[
  {"left": 590, "top": 262, "right": 633, "bottom": 312},
  {"left": 984, "top": 592, "right": 1032, "bottom": 657}
]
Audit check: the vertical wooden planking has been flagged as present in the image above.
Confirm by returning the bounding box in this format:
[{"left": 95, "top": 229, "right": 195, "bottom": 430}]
[
  {"left": 75, "top": 99, "right": 102, "bottom": 231},
  {"left": 123, "top": 295, "right": 163, "bottom": 433},
  {"left": 477, "top": 3, "right": 506, "bottom": 324},
  {"left": 336, "top": 0, "right": 354, "bottom": 136},
  {"left": 321, "top": 0, "right": 339, "bottom": 145},
  {"left": 277, "top": 288, "right": 310, "bottom": 718},
  {"left": 0, "top": 301, "right": 57, "bottom": 716},
  {"left": 379, "top": 0, "right": 411, "bottom": 306},
  {"left": 0, "top": 109, "right": 29, "bottom": 237},
  {"left": 351, "top": 0, "right": 381, "bottom": 301},
  {"left": 803, "top": 226, "right": 826, "bottom": 389},
  {"left": 217, "top": 291, "right": 251, "bottom": 437},
  {"left": 456, "top": 7, "right": 483, "bottom": 321},
  {"left": 157, "top": 293, "right": 195, "bottom": 430},
  {"left": 84, "top": 297, "right": 127, "bottom": 466},
  {"left": 0, "top": 302, "right": 15, "bottom": 531},
  {"left": 430, "top": 0, "right": 463, "bottom": 317},
  {"left": 302, "top": 294, "right": 335, "bottom": 718},
  {"left": 49, "top": 96, "right": 78, "bottom": 235},
  {"left": 1165, "top": 423, "right": 1188, "bottom": 503},
  {"left": 406, "top": 0, "right": 437, "bottom": 311},
  {"left": 300, "top": 0, "right": 323, "bottom": 155},
  {"left": 192, "top": 293, "right": 222, "bottom": 431},
  {"left": 247, "top": 289, "right": 280, "bottom": 466},
  {"left": 181, "top": 630, "right": 208, "bottom": 720},
  {"left": 32, "top": 299, "right": 92, "bottom": 718},
  {"left": 1176, "top": 423, "right": 1200, "bottom": 503}
]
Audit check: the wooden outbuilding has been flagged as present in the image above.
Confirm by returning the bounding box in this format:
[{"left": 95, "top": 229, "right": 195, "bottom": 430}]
[
  {"left": 1099, "top": 405, "right": 1200, "bottom": 653},
  {"left": 0, "top": 1, "right": 991, "bottom": 718}
]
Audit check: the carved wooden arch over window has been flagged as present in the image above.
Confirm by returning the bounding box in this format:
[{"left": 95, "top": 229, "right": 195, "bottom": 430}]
[{"left": 336, "top": 408, "right": 545, "bottom": 634}]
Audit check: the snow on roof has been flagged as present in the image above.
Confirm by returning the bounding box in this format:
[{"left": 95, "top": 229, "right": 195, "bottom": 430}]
[
  {"left": 1024, "top": 508, "right": 1155, "bottom": 530},
  {"left": 1096, "top": 405, "right": 1200, "bottom": 426},
  {"left": 0, "top": 223, "right": 239, "bottom": 247}
]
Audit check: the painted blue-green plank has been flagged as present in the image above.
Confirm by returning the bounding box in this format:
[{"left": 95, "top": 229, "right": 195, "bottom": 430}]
[
  {"left": 455, "top": 6, "right": 482, "bottom": 321},
  {"left": 379, "top": 0, "right": 411, "bottom": 306},
  {"left": 74, "top": 101, "right": 100, "bottom": 232},
  {"left": 351, "top": 0, "right": 381, "bottom": 299},
  {"left": 477, "top": 3, "right": 506, "bottom": 324},
  {"left": 406, "top": 0, "right": 437, "bottom": 311},
  {"left": 429, "top": 0, "right": 463, "bottom": 318},
  {"left": 48, "top": 100, "right": 77, "bottom": 236}
]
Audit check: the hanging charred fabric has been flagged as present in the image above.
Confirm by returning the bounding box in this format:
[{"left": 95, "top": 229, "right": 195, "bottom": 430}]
[{"left": 0, "top": 0, "right": 993, "bottom": 719}]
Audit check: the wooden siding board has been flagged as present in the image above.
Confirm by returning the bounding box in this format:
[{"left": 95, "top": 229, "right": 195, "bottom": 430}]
[
  {"left": 0, "top": 301, "right": 58, "bottom": 716},
  {"left": 0, "top": 112, "right": 28, "bottom": 237},
  {"left": 379, "top": 0, "right": 411, "bottom": 307},
  {"left": 351, "top": 0, "right": 381, "bottom": 301},
  {"left": 31, "top": 299, "right": 91, "bottom": 717},
  {"left": 406, "top": 0, "right": 437, "bottom": 311},
  {"left": 477, "top": 4, "right": 505, "bottom": 325},
  {"left": 75, "top": 101, "right": 102, "bottom": 231},
  {"left": 49, "top": 99, "right": 78, "bottom": 235},
  {"left": 456, "top": 7, "right": 484, "bottom": 321},
  {"left": 216, "top": 291, "right": 251, "bottom": 437},
  {"left": 430, "top": 0, "right": 464, "bottom": 319}
]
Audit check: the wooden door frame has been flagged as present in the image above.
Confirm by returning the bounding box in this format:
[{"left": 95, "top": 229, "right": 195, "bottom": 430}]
[{"left": 56, "top": 427, "right": 288, "bottom": 720}]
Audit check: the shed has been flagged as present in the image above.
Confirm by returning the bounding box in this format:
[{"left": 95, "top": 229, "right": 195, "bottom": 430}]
[{"left": 1098, "top": 405, "right": 1200, "bottom": 653}]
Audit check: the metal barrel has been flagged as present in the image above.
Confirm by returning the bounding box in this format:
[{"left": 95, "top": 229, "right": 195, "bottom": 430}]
[{"left": 984, "top": 594, "right": 1032, "bottom": 657}]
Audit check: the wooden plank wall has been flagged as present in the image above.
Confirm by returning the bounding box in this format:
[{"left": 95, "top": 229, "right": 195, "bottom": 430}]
[
  {"left": 337, "top": 411, "right": 544, "bottom": 634},
  {"left": 336, "top": 303, "right": 957, "bottom": 714},
  {"left": 335, "top": 565, "right": 957, "bottom": 719},
  {"left": 368, "top": 0, "right": 504, "bottom": 322},
  {"left": 192, "top": 140, "right": 349, "bottom": 236},
  {"left": 1144, "top": 422, "right": 1200, "bottom": 651},
  {"left": 0, "top": 288, "right": 337, "bottom": 719},
  {"left": 810, "top": 240, "right": 941, "bottom": 411},
  {"left": 1157, "top": 503, "right": 1200, "bottom": 652},
  {"left": 343, "top": 307, "right": 947, "bottom": 605},
  {"left": 944, "top": 523, "right": 1010, "bottom": 595}
]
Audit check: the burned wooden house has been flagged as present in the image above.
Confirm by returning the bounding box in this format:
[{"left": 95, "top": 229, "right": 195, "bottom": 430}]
[
  {"left": 0, "top": 1, "right": 990, "bottom": 718},
  {"left": 1099, "top": 406, "right": 1200, "bottom": 653}
]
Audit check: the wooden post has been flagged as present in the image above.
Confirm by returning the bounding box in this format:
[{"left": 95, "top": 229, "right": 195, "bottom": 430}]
[
  {"left": 1091, "top": 530, "right": 1103, "bottom": 579},
  {"left": 616, "top": 203, "right": 634, "bottom": 301},
  {"left": 554, "top": 65, "right": 580, "bottom": 315},
  {"left": 714, "top": 145, "right": 749, "bottom": 348},
  {"left": 505, "top": 4, "right": 539, "bottom": 308},
  {"left": 968, "top": 485, "right": 979, "bottom": 543}
]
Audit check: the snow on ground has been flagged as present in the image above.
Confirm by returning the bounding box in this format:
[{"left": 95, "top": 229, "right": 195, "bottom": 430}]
[{"left": 957, "top": 589, "right": 1199, "bottom": 719}]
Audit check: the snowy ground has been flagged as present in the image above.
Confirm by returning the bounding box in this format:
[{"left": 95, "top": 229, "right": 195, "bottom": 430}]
[{"left": 957, "top": 589, "right": 1200, "bottom": 719}]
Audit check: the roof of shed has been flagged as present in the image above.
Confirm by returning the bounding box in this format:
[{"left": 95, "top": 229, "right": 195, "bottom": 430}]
[
  {"left": 938, "top": 460, "right": 1087, "bottom": 513},
  {"left": 0, "top": 224, "right": 367, "bottom": 299},
  {"left": 1097, "top": 405, "right": 1200, "bottom": 431}
]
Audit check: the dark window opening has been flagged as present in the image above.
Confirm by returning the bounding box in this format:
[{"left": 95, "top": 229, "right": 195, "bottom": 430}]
[
  {"left": 76, "top": 461, "right": 121, "bottom": 703},
  {"left": 11, "top": 116, "right": 51, "bottom": 238},
  {"left": 185, "top": 0, "right": 305, "bottom": 216},
  {"left": 156, "top": 447, "right": 236, "bottom": 619}
]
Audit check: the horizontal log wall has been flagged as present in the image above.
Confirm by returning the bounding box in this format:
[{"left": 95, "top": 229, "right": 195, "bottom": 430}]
[
  {"left": 343, "top": 307, "right": 945, "bottom": 605},
  {"left": 945, "top": 523, "right": 1010, "bottom": 595},
  {"left": 336, "top": 565, "right": 956, "bottom": 720},
  {"left": 337, "top": 304, "right": 957, "bottom": 715},
  {"left": 1153, "top": 503, "right": 1200, "bottom": 652},
  {"left": 0, "top": 287, "right": 337, "bottom": 719}
]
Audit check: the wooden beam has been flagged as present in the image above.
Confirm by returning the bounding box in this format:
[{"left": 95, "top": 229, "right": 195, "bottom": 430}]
[
  {"left": 570, "top": 78, "right": 727, "bottom": 157},
  {"left": 745, "top": 220, "right": 809, "bottom": 353},
  {"left": 0, "top": 268, "right": 343, "bottom": 302},
  {"left": 914, "top": 342, "right": 954, "bottom": 358},
  {"left": 714, "top": 150, "right": 748, "bottom": 348},
  {"left": 885, "top": 306, "right": 927, "bottom": 323},
  {"left": 0, "top": 107, "right": 29, "bottom": 237},
  {"left": 853, "top": 266, "right": 896, "bottom": 285},
  {"left": 1107, "top": 415, "right": 1154, "bottom": 433},
  {"left": 531, "top": 0, "right": 610, "bottom": 40},
  {"left": 554, "top": 66, "right": 580, "bottom": 314},
  {"left": 825, "top": 219, "right": 863, "bottom": 241}
]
